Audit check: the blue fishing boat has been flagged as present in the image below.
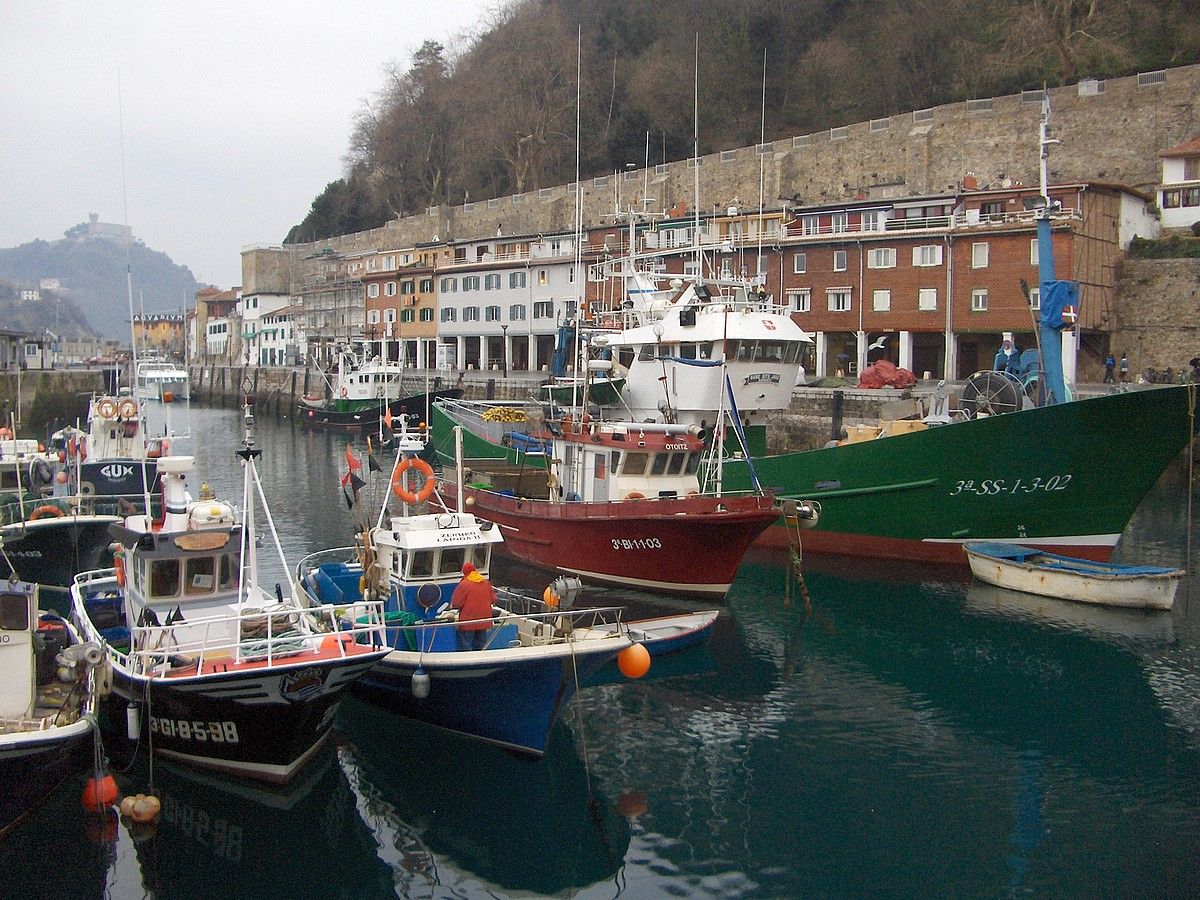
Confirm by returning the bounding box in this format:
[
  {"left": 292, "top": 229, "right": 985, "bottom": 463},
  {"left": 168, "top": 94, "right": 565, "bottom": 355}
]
[{"left": 297, "top": 428, "right": 636, "bottom": 757}]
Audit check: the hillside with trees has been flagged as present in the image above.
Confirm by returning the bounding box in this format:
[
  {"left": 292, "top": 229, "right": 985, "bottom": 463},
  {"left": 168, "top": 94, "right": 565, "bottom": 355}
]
[
  {"left": 0, "top": 221, "right": 204, "bottom": 338},
  {"left": 287, "top": 0, "right": 1200, "bottom": 243}
]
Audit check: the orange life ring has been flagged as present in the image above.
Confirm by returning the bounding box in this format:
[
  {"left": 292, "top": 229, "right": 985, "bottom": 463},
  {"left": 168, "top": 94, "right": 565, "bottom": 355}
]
[
  {"left": 391, "top": 457, "right": 436, "bottom": 504},
  {"left": 30, "top": 504, "right": 65, "bottom": 520},
  {"left": 96, "top": 398, "right": 118, "bottom": 419},
  {"left": 340, "top": 387, "right": 349, "bottom": 398},
  {"left": 117, "top": 398, "right": 138, "bottom": 419},
  {"left": 114, "top": 551, "right": 126, "bottom": 588},
  {"left": 624, "top": 491, "right": 646, "bottom": 500}
]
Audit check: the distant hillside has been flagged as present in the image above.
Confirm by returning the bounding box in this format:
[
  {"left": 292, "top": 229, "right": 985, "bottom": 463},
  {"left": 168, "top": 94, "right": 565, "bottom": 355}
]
[
  {"left": 0, "top": 277, "right": 94, "bottom": 339},
  {"left": 289, "top": 0, "right": 1200, "bottom": 243},
  {"left": 0, "top": 221, "right": 204, "bottom": 338}
]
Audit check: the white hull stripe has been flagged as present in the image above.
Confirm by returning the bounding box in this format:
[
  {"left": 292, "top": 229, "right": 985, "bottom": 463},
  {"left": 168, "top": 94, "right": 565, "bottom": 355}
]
[
  {"left": 922, "top": 534, "right": 1120, "bottom": 548},
  {"left": 560, "top": 567, "right": 730, "bottom": 596},
  {"left": 154, "top": 729, "right": 331, "bottom": 784}
]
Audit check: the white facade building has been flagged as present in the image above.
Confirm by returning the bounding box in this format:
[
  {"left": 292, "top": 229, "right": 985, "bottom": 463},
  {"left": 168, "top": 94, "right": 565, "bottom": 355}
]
[
  {"left": 436, "top": 232, "right": 581, "bottom": 373},
  {"left": 1158, "top": 136, "right": 1200, "bottom": 231}
]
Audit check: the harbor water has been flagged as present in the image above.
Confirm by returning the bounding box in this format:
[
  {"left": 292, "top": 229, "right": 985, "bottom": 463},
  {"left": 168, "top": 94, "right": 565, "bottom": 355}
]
[{"left": 4, "top": 403, "right": 1198, "bottom": 898}]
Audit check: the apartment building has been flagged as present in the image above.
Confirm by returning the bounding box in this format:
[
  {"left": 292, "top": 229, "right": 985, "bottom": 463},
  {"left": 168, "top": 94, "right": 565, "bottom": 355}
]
[
  {"left": 436, "top": 232, "right": 582, "bottom": 373},
  {"left": 362, "top": 244, "right": 449, "bottom": 368}
]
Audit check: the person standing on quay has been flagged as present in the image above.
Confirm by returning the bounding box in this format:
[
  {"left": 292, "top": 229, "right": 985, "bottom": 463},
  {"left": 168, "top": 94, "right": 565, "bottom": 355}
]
[
  {"left": 1103, "top": 353, "right": 1115, "bottom": 384},
  {"left": 1119, "top": 352, "right": 1129, "bottom": 383}
]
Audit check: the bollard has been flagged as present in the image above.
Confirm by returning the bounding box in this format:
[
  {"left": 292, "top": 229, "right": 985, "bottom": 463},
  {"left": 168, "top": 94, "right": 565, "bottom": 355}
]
[{"left": 830, "top": 390, "right": 845, "bottom": 443}]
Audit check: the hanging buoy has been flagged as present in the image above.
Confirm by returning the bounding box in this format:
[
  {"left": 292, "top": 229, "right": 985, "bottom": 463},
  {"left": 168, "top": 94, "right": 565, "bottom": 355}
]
[
  {"left": 119, "top": 795, "right": 138, "bottom": 819},
  {"left": 411, "top": 666, "right": 430, "bottom": 699},
  {"left": 126, "top": 703, "right": 141, "bottom": 741},
  {"left": 617, "top": 643, "right": 652, "bottom": 679},
  {"left": 131, "top": 794, "right": 162, "bottom": 824},
  {"left": 542, "top": 585, "right": 560, "bottom": 608},
  {"left": 616, "top": 790, "right": 648, "bottom": 819},
  {"left": 81, "top": 775, "right": 119, "bottom": 811}
]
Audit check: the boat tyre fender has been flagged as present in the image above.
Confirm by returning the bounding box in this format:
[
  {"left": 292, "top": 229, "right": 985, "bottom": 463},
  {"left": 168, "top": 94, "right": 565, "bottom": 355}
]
[
  {"left": 340, "top": 387, "right": 349, "bottom": 398},
  {"left": 30, "top": 504, "right": 65, "bottom": 520},
  {"left": 96, "top": 398, "right": 118, "bottom": 420},
  {"left": 391, "top": 457, "right": 436, "bottom": 504}
]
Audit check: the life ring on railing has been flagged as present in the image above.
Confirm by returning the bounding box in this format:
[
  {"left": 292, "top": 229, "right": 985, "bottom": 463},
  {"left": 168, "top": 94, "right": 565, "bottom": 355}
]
[
  {"left": 340, "top": 387, "right": 349, "bottom": 398},
  {"left": 116, "top": 398, "right": 138, "bottom": 419},
  {"left": 96, "top": 398, "right": 118, "bottom": 420},
  {"left": 30, "top": 505, "right": 65, "bottom": 520},
  {"left": 114, "top": 551, "right": 126, "bottom": 588},
  {"left": 391, "top": 457, "right": 436, "bottom": 504},
  {"left": 624, "top": 491, "right": 646, "bottom": 500}
]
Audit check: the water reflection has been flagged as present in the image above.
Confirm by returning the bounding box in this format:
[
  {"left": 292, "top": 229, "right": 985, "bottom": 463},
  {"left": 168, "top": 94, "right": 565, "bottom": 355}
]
[
  {"left": 111, "top": 744, "right": 390, "bottom": 899},
  {"left": 337, "top": 698, "right": 630, "bottom": 897}
]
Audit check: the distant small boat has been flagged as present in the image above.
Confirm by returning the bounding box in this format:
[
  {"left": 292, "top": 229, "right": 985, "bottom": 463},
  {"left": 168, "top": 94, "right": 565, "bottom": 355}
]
[
  {"left": 134, "top": 357, "right": 189, "bottom": 401},
  {"left": 590, "top": 609, "right": 718, "bottom": 657},
  {"left": 964, "top": 542, "right": 1185, "bottom": 611}
]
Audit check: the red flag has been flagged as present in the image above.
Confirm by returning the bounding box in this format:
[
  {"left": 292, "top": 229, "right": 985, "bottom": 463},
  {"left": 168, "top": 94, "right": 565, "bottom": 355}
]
[
  {"left": 383, "top": 407, "right": 393, "bottom": 430},
  {"left": 341, "top": 443, "right": 362, "bottom": 488}
]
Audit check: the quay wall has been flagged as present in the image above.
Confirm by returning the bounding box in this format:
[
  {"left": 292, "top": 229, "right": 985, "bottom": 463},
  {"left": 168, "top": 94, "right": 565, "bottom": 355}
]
[
  {"left": 0, "top": 370, "right": 108, "bottom": 437},
  {"left": 188, "top": 364, "right": 909, "bottom": 451},
  {"left": 1110, "top": 258, "right": 1200, "bottom": 378},
  {"left": 255, "top": 65, "right": 1200, "bottom": 292}
]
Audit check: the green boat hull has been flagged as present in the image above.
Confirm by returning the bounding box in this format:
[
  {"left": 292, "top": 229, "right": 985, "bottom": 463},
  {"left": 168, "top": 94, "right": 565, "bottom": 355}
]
[{"left": 729, "top": 385, "right": 1196, "bottom": 564}]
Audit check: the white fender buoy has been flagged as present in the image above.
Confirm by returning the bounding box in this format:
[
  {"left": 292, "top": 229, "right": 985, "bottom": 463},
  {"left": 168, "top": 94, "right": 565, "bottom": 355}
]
[
  {"left": 411, "top": 667, "right": 430, "bottom": 700},
  {"left": 126, "top": 703, "right": 141, "bottom": 741}
]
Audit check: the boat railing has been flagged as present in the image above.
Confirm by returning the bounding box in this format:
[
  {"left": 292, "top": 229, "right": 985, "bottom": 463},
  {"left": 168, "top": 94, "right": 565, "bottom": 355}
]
[
  {"left": 386, "top": 604, "right": 628, "bottom": 650},
  {"left": 73, "top": 568, "right": 385, "bottom": 676},
  {"left": 465, "top": 487, "right": 774, "bottom": 519},
  {"left": 121, "top": 599, "right": 385, "bottom": 676}
]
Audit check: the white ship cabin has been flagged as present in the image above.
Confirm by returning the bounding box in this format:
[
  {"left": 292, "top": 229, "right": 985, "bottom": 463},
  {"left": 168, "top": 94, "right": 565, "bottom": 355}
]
[
  {"left": 552, "top": 420, "right": 707, "bottom": 503},
  {"left": 119, "top": 456, "right": 241, "bottom": 648},
  {"left": 373, "top": 511, "right": 504, "bottom": 593},
  {"left": 86, "top": 392, "right": 157, "bottom": 461},
  {"left": 332, "top": 345, "right": 403, "bottom": 401},
  {"left": 0, "top": 580, "right": 38, "bottom": 720}
]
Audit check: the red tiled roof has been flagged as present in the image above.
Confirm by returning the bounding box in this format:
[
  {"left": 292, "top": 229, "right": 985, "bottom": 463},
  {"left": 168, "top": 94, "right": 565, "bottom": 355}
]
[{"left": 1160, "top": 136, "right": 1200, "bottom": 157}]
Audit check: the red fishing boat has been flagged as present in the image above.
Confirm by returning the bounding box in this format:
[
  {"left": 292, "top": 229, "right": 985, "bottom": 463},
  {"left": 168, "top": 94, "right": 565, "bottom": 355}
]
[{"left": 432, "top": 417, "right": 787, "bottom": 598}]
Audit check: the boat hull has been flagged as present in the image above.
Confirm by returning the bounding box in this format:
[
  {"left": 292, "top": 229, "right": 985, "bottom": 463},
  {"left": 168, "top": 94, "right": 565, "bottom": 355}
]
[
  {"left": 97, "top": 655, "right": 380, "bottom": 784},
  {"left": 732, "top": 386, "right": 1197, "bottom": 566},
  {"left": 964, "top": 543, "right": 1183, "bottom": 610},
  {"left": 298, "top": 389, "right": 463, "bottom": 429},
  {"left": 0, "top": 515, "right": 119, "bottom": 599},
  {"left": 435, "top": 488, "right": 779, "bottom": 597},
  {"left": 354, "top": 643, "right": 621, "bottom": 756},
  {"left": 0, "top": 720, "right": 93, "bottom": 839}
]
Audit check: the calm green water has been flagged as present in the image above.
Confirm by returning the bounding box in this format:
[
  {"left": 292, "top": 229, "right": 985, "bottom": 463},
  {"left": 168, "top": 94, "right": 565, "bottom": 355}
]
[{"left": 4, "top": 404, "right": 1198, "bottom": 898}]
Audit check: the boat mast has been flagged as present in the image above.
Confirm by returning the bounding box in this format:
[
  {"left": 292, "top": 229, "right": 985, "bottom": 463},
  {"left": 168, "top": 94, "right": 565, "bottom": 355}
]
[{"left": 1035, "top": 95, "right": 1071, "bottom": 406}]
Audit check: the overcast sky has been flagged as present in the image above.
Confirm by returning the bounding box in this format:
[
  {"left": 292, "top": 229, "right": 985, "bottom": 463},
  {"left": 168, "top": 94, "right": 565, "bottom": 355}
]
[{"left": 0, "top": 0, "right": 495, "bottom": 293}]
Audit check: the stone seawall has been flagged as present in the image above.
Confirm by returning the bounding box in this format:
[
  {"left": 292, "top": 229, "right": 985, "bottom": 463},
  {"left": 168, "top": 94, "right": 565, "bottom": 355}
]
[
  {"left": 0, "top": 370, "right": 108, "bottom": 437},
  {"left": 1111, "top": 258, "right": 1200, "bottom": 378},
  {"left": 250, "top": 65, "right": 1200, "bottom": 293}
]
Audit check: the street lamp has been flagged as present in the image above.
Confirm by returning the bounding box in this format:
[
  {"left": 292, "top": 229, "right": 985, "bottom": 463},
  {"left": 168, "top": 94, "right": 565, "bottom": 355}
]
[{"left": 501, "top": 323, "right": 509, "bottom": 378}]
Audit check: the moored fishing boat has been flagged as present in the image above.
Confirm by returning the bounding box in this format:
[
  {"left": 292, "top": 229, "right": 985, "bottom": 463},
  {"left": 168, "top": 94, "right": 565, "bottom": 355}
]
[
  {"left": 433, "top": 413, "right": 787, "bottom": 598},
  {"left": 297, "top": 429, "right": 636, "bottom": 756},
  {"left": 963, "top": 541, "right": 1185, "bottom": 610},
  {"left": 70, "top": 408, "right": 389, "bottom": 784},
  {"left": 133, "top": 356, "right": 190, "bottom": 402},
  {"left": 0, "top": 577, "right": 101, "bottom": 838},
  {"left": 1, "top": 422, "right": 120, "bottom": 601},
  {"left": 297, "top": 344, "right": 462, "bottom": 429}
]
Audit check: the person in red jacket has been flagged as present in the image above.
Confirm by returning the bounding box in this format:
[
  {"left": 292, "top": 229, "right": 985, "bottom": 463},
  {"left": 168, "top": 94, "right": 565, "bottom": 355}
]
[{"left": 451, "top": 562, "right": 496, "bottom": 650}]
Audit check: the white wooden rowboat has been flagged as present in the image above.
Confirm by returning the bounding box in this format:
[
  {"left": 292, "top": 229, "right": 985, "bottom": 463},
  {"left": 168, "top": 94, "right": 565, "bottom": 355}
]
[{"left": 963, "top": 542, "right": 1184, "bottom": 611}]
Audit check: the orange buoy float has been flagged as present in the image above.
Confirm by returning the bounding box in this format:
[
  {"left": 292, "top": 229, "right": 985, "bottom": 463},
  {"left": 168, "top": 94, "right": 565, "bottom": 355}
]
[
  {"left": 391, "top": 457, "right": 436, "bottom": 504},
  {"left": 616, "top": 790, "right": 648, "bottom": 819},
  {"left": 81, "top": 775, "right": 118, "bottom": 811},
  {"left": 113, "top": 549, "right": 126, "bottom": 587},
  {"left": 617, "top": 643, "right": 651, "bottom": 679},
  {"left": 624, "top": 492, "right": 646, "bottom": 500},
  {"left": 542, "top": 585, "right": 560, "bottom": 608}
]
